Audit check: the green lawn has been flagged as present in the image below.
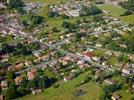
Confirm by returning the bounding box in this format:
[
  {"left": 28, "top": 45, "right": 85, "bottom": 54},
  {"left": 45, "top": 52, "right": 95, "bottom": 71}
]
[
  {"left": 48, "top": 82, "right": 103, "bottom": 100},
  {"left": 108, "top": 56, "right": 118, "bottom": 65},
  {"left": 98, "top": 4, "right": 126, "bottom": 16},
  {"left": 19, "top": 70, "right": 103, "bottom": 100},
  {"left": 94, "top": 49, "right": 105, "bottom": 57},
  {"left": 118, "top": 89, "right": 134, "bottom": 100},
  {"left": 120, "top": 14, "right": 134, "bottom": 24},
  {"left": 98, "top": 4, "right": 134, "bottom": 24}
]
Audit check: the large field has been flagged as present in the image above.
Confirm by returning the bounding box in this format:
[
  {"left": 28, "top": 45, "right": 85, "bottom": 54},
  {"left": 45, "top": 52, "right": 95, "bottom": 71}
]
[
  {"left": 98, "top": 4, "right": 126, "bottom": 16},
  {"left": 98, "top": 4, "right": 134, "bottom": 24},
  {"left": 18, "top": 70, "right": 134, "bottom": 100},
  {"left": 121, "top": 14, "right": 134, "bottom": 24},
  {"left": 19, "top": 71, "right": 103, "bottom": 100}
]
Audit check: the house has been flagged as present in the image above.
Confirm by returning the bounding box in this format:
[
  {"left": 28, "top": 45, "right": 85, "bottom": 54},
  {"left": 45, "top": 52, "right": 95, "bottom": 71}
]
[
  {"left": 79, "top": 63, "right": 89, "bottom": 69},
  {"left": 64, "top": 72, "right": 76, "bottom": 82},
  {"left": 0, "top": 3, "right": 6, "bottom": 9},
  {"left": 1, "top": 58, "right": 9, "bottom": 62},
  {"left": 66, "top": 33, "right": 75, "bottom": 37},
  {"left": 0, "top": 80, "right": 8, "bottom": 89},
  {"left": 84, "top": 51, "right": 94, "bottom": 57},
  {"left": 122, "top": 64, "right": 132, "bottom": 75},
  {"left": 77, "top": 60, "right": 85, "bottom": 65},
  {"left": 27, "top": 68, "right": 36, "bottom": 80},
  {"left": 62, "top": 60, "right": 68, "bottom": 66},
  {"left": 70, "top": 57, "right": 79, "bottom": 63},
  {"left": 0, "top": 15, "right": 6, "bottom": 23},
  {"left": 50, "top": 50, "right": 57, "bottom": 56},
  {"left": 132, "top": 83, "right": 134, "bottom": 89},
  {"left": 0, "top": 95, "right": 4, "bottom": 100},
  {"left": 63, "top": 56, "right": 71, "bottom": 61},
  {"left": 41, "top": 54, "right": 50, "bottom": 61},
  {"left": 105, "top": 50, "right": 112, "bottom": 56},
  {"left": 25, "top": 61, "right": 33, "bottom": 67},
  {"left": 96, "top": 43, "right": 102, "bottom": 48},
  {"left": 23, "top": 2, "right": 41, "bottom": 12},
  {"left": 14, "top": 76, "right": 23, "bottom": 85},
  {"left": 94, "top": 68, "right": 101, "bottom": 79},
  {"left": 33, "top": 51, "right": 41, "bottom": 58},
  {"left": 114, "top": 63, "right": 123, "bottom": 68},
  {"left": 32, "top": 89, "right": 43, "bottom": 95},
  {"left": 86, "top": 48, "right": 94, "bottom": 52},
  {"left": 92, "top": 57, "right": 100, "bottom": 62},
  {"left": 104, "top": 78, "right": 115, "bottom": 85},
  {"left": 14, "top": 63, "right": 24, "bottom": 71},
  {"left": 111, "top": 93, "right": 120, "bottom": 100},
  {"left": 0, "top": 54, "right": 9, "bottom": 59},
  {"left": 34, "top": 58, "right": 41, "bottom": 64}
]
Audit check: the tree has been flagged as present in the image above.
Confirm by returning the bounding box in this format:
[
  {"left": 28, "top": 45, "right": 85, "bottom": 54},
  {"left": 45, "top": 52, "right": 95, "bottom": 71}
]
[
  {"left": 17, "top": 86, "right": 28, "bottom": 96},
  {"left": 27, "top": 80, "right": 36, "bottom": 90},
  {"left": 31, "top": 16, "right": 44, "bottom": 26},
  {"left": 121, "top": 10, "right": 132, "bottom": 16},
  {"left": 4, "top": 83, "right": 17, "bottom": 100},
  {"left": 38, "top": 78, "right": 46, "bottom": 89},
  {"left": 52, "top": 27, "right": 60, "bottom": 32},
  {"left": 75, "top": 32, "right": 85, "bottom": 41},
  {"left": 6, "top": 71, "right": 15, "bottom": 83},
  {"left": 62, "top": 21, "right": 71, "bottom": 28},
  {"left": 119, "top": 0, "right": 134, "bottom": 11},
  {"left": 48, "top": 10, "right": 59, "bottom": 17},
  {"left": 93, "top": 15, "right": 103, "bottom": 22},
  {"left": 8, "top": 0, "right": 24, "bottom": 9},
  {"left": 79, "top": 4, "right": 102, "bottom": 16},
  {"left": 103, "top": 83, "right": 121, "bottom": 95},
  {"left": 1, "top": 43, "right": 12, "bottom": 53}
]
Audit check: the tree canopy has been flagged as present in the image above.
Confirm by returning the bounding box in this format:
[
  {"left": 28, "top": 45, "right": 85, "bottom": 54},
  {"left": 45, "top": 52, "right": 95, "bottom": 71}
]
[{"left": 79, "top": 4, "right": 102, "bottom": 16}]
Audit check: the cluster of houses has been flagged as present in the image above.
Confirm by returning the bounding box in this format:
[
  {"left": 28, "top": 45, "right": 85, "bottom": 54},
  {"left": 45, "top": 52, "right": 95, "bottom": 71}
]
[
  {"left": 0, "top": 2, "right": 6, "bottom": 9},
  {"left": 105, "top": 0, "right": 127, "bottom": 5},
  {"left": 0, "top": 13, "right": 24, "bottom": 38},
  {"left": 50, "top": 0, "right": 90, "bottom": 17},
  {"left": 23, "top": 2, "right": 42, "bottom": 13}
]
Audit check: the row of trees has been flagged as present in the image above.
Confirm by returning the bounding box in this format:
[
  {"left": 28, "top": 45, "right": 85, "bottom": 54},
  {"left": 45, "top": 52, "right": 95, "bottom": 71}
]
[
  {"left": 119, "top": 0, "right": 134, "bottom": 12},
  {"left": 1, "top": 42, "right": 40, "bottom": 56},
  {"left": 7, "top": 0, "right": 25, "bottom": 14}
]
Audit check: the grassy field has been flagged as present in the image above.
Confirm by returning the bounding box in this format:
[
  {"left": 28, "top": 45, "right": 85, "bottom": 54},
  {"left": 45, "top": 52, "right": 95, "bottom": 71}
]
[
  {"left": 98, "top": 4, "right": 126, "bottom": 16},
  {"left": 108, "top": 56, "right": 118, "bottom": 65},
  {"left": 19, "top": 70, "right": 103, "bottom": 100},
  {"left": 118, "top": 89, "right": 134, "bottom": 100},
  {"left": 120, "top": 14, "right": 134, "bottom": 24},
  {"left": 98, "top": 4, "right": 134, "bottom": 24}
]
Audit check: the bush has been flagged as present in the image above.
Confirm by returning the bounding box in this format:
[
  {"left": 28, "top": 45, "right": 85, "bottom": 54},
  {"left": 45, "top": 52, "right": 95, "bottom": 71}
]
[{"left": 53, "top": 83, "right": 59, "bottom": 88}]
